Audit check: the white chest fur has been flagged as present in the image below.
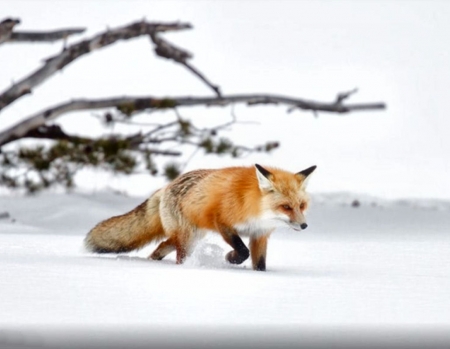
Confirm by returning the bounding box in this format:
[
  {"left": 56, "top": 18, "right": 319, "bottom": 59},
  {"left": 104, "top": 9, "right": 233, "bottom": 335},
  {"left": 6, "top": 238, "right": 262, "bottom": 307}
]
[{"left": 233, "top": 211, "right": 288, "bottom": 237}]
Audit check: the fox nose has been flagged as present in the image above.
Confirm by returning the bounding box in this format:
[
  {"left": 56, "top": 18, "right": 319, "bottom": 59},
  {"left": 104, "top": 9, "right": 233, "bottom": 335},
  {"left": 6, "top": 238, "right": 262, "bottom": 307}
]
[{"left": 300, "top": 223, "right": 308, "bottom": 230}]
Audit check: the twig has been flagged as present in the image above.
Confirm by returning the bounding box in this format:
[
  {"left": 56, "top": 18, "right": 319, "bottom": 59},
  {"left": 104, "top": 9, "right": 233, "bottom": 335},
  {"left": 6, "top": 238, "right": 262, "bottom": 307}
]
[
  {"left": 335, "top": 88, "right": 359, "bottom": 104},
  {"left": 126, "top": 121, "right": 179, "bottom": 147},
  {"left": 149, "top": 33, "right": 221, "bottom": 97},
  {"left": 288, "top": 87, "right": 361, "bottom": 114},
  {"left": 132, "top": 148, "right": 181, "bottom": 156}
]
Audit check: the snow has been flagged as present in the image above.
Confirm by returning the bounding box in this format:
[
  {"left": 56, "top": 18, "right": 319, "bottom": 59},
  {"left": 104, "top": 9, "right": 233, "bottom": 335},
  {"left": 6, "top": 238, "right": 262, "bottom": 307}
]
[{"left": 1, "top": 191, "right": 450, "bottom": 348}]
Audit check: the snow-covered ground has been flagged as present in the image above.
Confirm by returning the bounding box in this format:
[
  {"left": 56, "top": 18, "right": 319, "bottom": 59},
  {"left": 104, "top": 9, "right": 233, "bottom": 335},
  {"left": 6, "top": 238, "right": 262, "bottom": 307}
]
[{"left": 1, "top": 191, "right": 450, "bottom": 348}]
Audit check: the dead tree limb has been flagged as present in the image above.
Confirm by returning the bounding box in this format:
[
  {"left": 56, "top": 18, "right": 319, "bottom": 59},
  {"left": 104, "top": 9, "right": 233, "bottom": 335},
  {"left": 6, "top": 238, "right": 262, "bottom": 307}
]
[
  {"left": 9, "top": 28, "right": 86, "bottom": 43},
  {"left": 0, "top": 92, "right": 385, "bottom": 147},
  {"left": 1, "top": 18, "right": 85, "bottom": 44},
  {"left": 149, "top": 33, "right": 221, "bottom": 96},
  {"left": 0, "top": 20, "right": 196, "bottom": 112},
  {"left": 6, "top": 124, "right": 181, "bottom": 156},
  {"left": 0, "top": 18, "right": 20, "bottom": 44}
]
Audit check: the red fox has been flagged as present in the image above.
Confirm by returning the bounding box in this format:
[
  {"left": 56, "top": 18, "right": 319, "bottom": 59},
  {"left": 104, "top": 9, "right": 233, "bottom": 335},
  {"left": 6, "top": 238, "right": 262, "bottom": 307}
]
[{"left": 84, "top": 164, "right": 316, "bottom": 271}]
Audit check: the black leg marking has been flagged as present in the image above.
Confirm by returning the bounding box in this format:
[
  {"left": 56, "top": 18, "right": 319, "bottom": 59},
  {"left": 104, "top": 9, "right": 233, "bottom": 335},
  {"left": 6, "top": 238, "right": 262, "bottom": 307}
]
[
  {"left": 255, "top": 256, "right": 266, "bottom": 271},
  {"left": 218, "top": 226, "right": 250, "bottom": 265},
  {"left": 226, "top": 234, "right": 249, "bottom": 264},
  {"left": 231, "top": 234, "right": 249, "bottom": 258}
]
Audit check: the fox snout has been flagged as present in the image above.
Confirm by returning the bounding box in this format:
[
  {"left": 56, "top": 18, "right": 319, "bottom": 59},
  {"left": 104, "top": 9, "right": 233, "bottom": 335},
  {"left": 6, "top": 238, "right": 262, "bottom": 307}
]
[
  {"left": 288, "top": 211, "right": 308, "bottom": 231},
  {"left": 289, "top": 221, "right": 308, "bottom": 231}
]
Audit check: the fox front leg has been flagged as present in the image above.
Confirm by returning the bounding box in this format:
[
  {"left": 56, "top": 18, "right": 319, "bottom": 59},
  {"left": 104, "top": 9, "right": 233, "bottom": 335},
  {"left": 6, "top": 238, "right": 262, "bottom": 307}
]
[
  {"left": 249, "top": 235, "right": 269, "bottom": 271},
  {"left": 218, "top": 226, "right": 250, "bottom": 265}
]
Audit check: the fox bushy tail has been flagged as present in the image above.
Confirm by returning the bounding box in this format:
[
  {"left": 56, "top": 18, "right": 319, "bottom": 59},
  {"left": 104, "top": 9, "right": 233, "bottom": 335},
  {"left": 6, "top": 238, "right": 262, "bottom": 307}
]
[{"left": 84, "top": 190, "right": 165, "bottom": 253}]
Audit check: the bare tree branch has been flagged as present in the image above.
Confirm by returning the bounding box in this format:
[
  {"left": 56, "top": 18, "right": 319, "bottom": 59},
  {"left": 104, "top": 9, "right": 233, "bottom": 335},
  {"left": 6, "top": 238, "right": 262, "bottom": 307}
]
[
  {"left": 18, "top": 124, "right": 88, "bottom": 143},
  {"left": 149, "top": 33, "right": 221, "bottom": 96},
  {"left": 0, "top": 93, "right": 386, "bottom": 147},
  {"left": 1, "top": 18, "right": 85, "bottom": 44},
  {"left": 0, "top": 20, "right": 193, "bottom": 112},
  {"left": 0, "top": 18, "right": 20, "bottom": 44},
  {"left": 9, "top": 28, "right": 86, "bottom": 43},
  {"left": 13, "top": 124, "right": 181, "bottom": 156}
]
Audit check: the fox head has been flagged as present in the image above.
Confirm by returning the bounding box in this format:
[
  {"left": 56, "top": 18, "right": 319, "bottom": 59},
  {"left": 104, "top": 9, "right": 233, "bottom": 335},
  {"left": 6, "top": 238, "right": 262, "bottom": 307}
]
[{"left": 255, "top": 164, "right": 316, "bottom": 231}]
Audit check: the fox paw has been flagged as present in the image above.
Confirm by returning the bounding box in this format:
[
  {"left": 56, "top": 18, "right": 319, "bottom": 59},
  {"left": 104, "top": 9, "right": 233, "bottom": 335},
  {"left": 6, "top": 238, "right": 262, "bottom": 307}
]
[{"left": 226, "top": 250, "right": 248, "bottom": 265}]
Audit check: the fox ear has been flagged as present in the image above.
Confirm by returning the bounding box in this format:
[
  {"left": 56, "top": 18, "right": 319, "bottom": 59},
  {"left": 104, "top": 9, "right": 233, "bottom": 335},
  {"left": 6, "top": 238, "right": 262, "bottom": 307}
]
[
  {"left": 296, "top": 165, "right": 317, "bottom": 188},
  {"left": 255, "top": 164, "right": 273, "bottom": 191}
]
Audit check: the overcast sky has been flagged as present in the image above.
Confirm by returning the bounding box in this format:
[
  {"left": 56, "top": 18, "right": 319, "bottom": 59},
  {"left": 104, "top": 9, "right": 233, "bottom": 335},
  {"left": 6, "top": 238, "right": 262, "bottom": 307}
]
[{"left": 1, "top": 0, "right": 450, "bottom": 199}]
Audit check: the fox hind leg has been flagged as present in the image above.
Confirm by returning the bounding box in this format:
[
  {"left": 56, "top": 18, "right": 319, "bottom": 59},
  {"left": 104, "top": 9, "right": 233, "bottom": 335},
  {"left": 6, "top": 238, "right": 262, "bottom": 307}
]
[
  {"left": 149, "top": 236, "right": 176, "bottom": 261},
  {"left": 174, "top": 228, "right": 203, "bottom": 264},
  {"left": 151, "top": 228, "right": 198, "bottom": 265},
  {"left": 149, "top": 234, "right": 191, "bottom": 265}
]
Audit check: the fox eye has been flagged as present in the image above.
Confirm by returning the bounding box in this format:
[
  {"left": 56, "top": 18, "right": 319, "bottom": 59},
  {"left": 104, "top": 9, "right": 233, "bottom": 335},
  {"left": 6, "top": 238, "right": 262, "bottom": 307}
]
[
  {"left": 300, "top": 202, "right": 306, "bottom": 210},
  {"left": 282, "top": 204, "right": 292, "bottom": 211}
]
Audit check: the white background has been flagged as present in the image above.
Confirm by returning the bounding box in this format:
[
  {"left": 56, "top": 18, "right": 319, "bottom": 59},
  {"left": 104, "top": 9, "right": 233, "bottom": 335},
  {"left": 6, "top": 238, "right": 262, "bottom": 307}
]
[{"left": 1, "top": 0, "right": 450, "bottom": 199}]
